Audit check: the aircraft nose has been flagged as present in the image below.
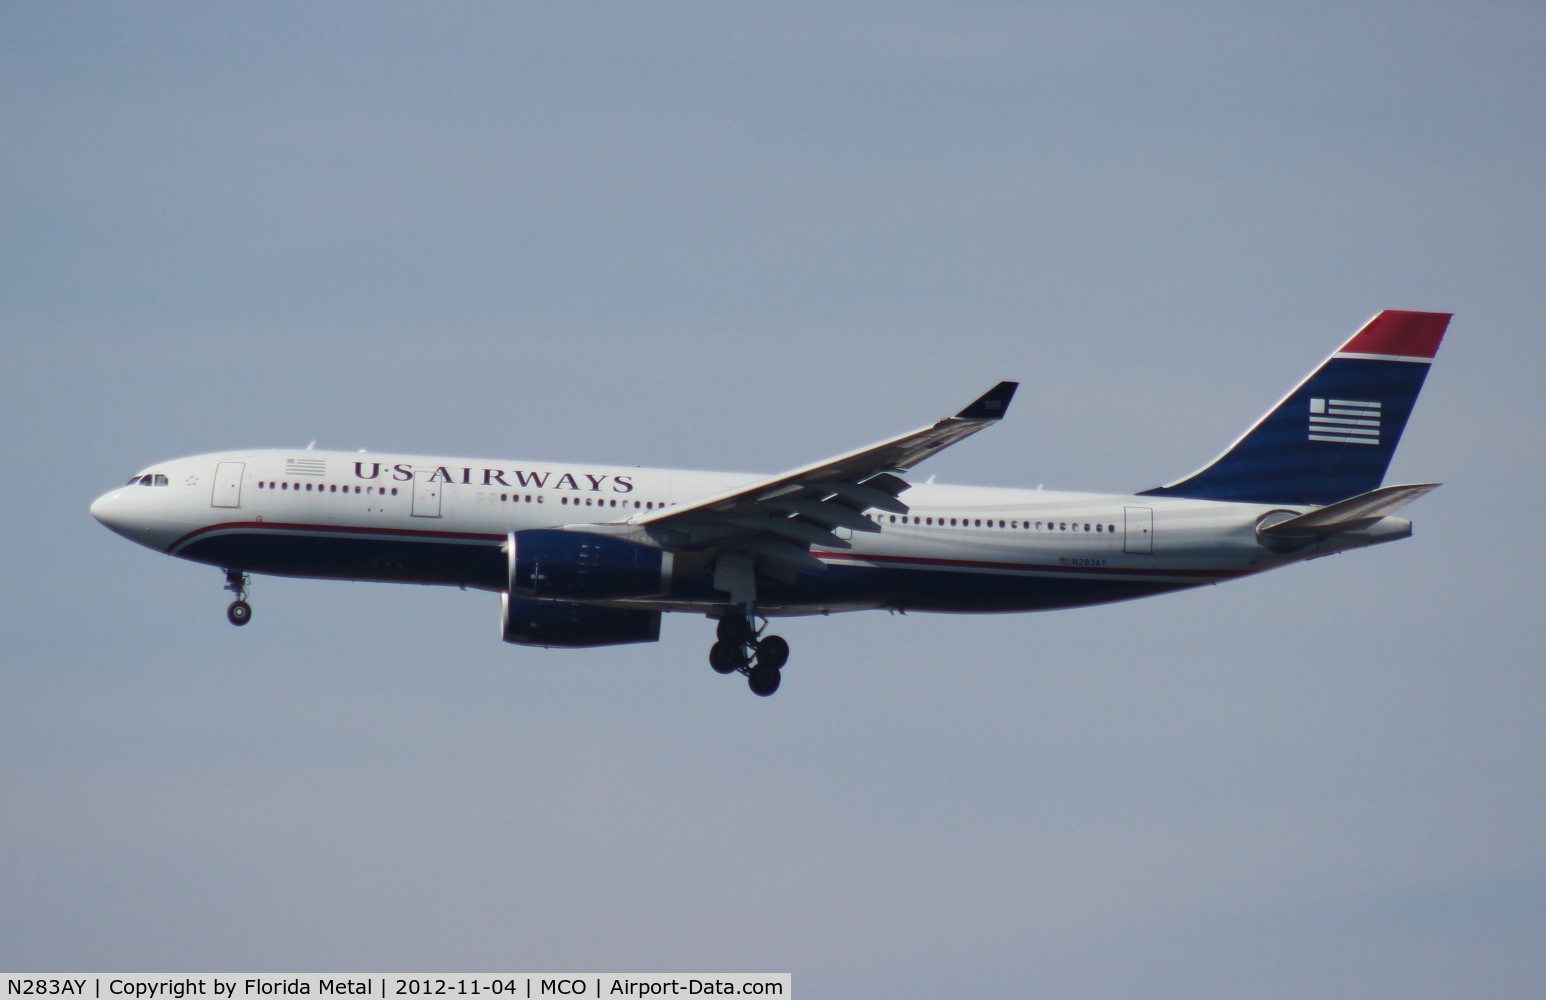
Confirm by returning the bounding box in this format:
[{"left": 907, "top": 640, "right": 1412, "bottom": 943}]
[
  {"left": 90, "top": 489, "right": 126, "bottom": 532},
  {"left": 91, "top": 485, "right": 175, "bottom": 550}
]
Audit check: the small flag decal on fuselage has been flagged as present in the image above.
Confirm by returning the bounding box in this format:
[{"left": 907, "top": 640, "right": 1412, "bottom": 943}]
[
  {"left": 1309, "top": 398, "right": 1381, "bottom": 446},
  {"left": 286, "top": 457, "right": 327, "bottom": 477}
]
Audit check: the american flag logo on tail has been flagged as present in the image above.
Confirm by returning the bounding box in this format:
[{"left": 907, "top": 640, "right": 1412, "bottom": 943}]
[{"left": 1308, "top": 398, "right": 1381, "bottom": 446}]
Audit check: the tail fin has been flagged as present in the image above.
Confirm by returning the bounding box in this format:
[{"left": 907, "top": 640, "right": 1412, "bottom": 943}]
[{"left": 1140, "top": 310, "right": 1450, "bottom": 506}]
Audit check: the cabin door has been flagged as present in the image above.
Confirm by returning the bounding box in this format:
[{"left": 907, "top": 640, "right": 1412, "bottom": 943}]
[
  {"left": 212, "top": 461, "right": 244, "bottom": 509},
  {"left": 412, "top": 468, "right": 443, "bottom": 517},
  {"left": 1123, "top": 506, "right": 1153, "bottom": 554}
]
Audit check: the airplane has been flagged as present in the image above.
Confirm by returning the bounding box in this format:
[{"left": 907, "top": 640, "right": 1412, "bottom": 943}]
[{"left": 91, "top": 310, "right": 1450, "bottom": 696}]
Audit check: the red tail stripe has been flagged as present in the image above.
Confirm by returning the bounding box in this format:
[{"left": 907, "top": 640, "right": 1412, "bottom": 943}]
[{"left": 1341, "top": 310, "right": 1450, "bottom": 359}]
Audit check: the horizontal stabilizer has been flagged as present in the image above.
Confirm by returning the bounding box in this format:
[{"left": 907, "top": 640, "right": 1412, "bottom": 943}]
[{"left": 1259, "top": 483, "right": 1440, "bottom": 539}]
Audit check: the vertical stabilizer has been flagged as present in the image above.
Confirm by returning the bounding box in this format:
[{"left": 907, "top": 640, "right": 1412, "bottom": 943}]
[{"left": 1140, "top": 310, "right": 1450, "bottom": 506}]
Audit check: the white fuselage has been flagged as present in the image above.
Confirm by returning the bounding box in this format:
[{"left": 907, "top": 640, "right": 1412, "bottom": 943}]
[{"left": 90, "top": 448, "right": 1412, "bottom": 617}]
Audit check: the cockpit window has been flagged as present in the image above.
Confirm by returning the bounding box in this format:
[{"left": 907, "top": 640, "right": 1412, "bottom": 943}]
[
  {"left": 154, "top": 474, "right": 168, "bottom": 486},
  {"left": 139, "top": 475, "right": 153, "bottom": 486},
  {"left": 129, "top": 473, "right": 170, "bottom": 486}
]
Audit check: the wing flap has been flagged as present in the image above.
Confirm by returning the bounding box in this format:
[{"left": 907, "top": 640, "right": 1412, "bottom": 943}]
[
  {"left": 764, "top": 497, "right": 883, "bottom": 533},
  {"left": 726, "top": 514, "right": 853, "bottom": 549},
  {"left": 828, "top": 475, "right": 913, "bottom": 514}
]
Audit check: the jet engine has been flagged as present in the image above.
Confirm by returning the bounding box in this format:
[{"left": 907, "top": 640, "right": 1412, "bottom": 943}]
[
  {"left": 501, "top": 592, "right": 661, "bottom": 648},
  {"left": 507, "top": 529, "right": 670, "bottom": 600},
  {"left": 499, "top": 530, "right": 667, "bottom": 648}
]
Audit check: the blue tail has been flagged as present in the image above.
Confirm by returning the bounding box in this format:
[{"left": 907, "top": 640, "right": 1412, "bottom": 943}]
[{"left": 1140, "top": 310, "right": 1450, "bottom": 507}]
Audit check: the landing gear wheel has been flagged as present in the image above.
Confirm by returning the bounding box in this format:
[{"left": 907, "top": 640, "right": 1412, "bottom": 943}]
[
  {"left": 709, "top": 640, "right": 745, "bottom": 675},
  {"left": 748, "top": 664, "right": 782, "bottom": 697},
  {"left": 222, "top": 568, "right": 252, "bottom": 626},
  {"left": 755, "top": 634, "right": 789, "bottom": 671},
  {"left": 716, "top": 615, "right": 755, "bottom": 644}
]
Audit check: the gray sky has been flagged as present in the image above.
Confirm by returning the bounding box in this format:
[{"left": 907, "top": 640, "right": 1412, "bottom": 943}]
[{"left": 3, "top": 3, "right": 1544, "bottom": 996}]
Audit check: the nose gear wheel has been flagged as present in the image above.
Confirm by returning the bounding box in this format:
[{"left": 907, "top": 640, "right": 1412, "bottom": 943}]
[{"left": 223, "top": 569, "right": 252, "bottom": 626}]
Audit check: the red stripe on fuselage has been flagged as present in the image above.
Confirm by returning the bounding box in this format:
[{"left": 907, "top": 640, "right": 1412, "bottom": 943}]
[
  {"left": 166, "top": 519, "right": 504, "bottom": 555},
  {"left": 815, "top": 550, "right": 1248, "bottom": 581}
]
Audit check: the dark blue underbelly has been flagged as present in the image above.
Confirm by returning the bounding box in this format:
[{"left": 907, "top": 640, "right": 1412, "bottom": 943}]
[{"left": 178, "top": 528, "right": 1198, "bottom": 614}]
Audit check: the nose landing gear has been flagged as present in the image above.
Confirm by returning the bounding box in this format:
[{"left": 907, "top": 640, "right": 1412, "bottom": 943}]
[
  {"left": 709, "top": 612, "right": 788, "bottom": 696},
  {"left": 223, "top": 569, "right": 252, "bottom": 626}
]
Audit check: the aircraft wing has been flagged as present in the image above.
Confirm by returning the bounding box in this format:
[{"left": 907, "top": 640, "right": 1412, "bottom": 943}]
[{"left": 623, "top": 381, "right": 1018, "bottom": 569}]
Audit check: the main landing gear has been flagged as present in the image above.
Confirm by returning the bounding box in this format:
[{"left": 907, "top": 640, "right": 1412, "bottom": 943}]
[
  {"left": 223, "top": 568, "right": 252, "bottom": 626},
  {"left": 709, "top": 613, "right": 789, "bottom": 697}
]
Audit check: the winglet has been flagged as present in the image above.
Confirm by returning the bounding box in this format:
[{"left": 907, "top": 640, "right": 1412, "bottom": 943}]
[{"left": 956, "top": 381, "right": 1019, "bottom": 421}]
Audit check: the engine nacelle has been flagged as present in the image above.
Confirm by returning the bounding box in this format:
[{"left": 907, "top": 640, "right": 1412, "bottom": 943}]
[
  {"left": 501, "top": 592, "right": 661, "bottom": 648},
  {"left": 507, "top": 529, "right": 670, "bottom": 600}
]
